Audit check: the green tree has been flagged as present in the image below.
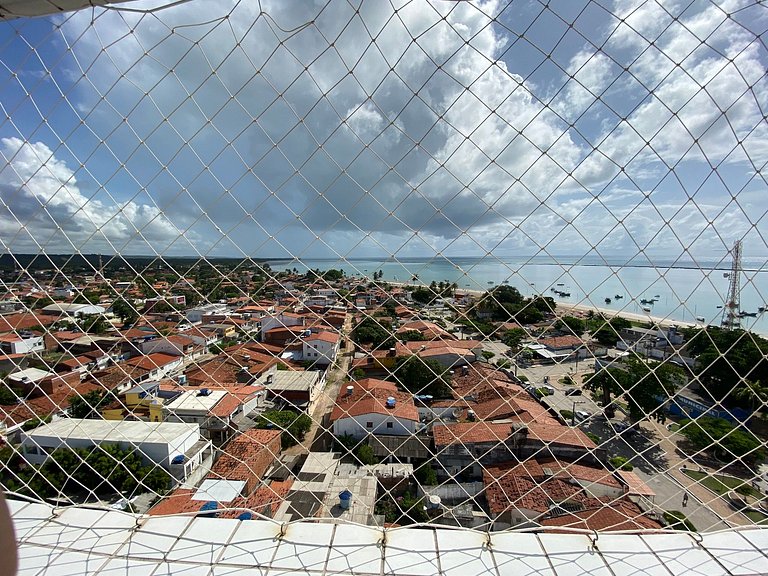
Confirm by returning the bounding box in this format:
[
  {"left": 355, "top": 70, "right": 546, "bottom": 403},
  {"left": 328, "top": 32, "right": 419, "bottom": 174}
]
[
  {"left": 390, "top": 356, "right": 451, "bottom": 398},
  {"left": 255, "top": 410, "right": 312, "bottom": 448},
  {"left": 501, "top": 328, "right": 526, "bottom": 349},
  {"left": 583, "top": 356, "right": 684, "bottom": 420},
  {"left": 356, "top": 444, "right": 378, "bottom": 465},
  {"left": 680, "top": 417, "right": 764, "bottom": 464},
  {"left": 67, "top": 390, "right": 107, "bottom": 418},
  {"left": 353, "top": 317, "right": 393, "bottom": 347},
  {"left": 558, "top": 315, "right": 585, "bottom": 334},
  {"left": 111, "top": 297, "right": 138, "bottom": 325}
]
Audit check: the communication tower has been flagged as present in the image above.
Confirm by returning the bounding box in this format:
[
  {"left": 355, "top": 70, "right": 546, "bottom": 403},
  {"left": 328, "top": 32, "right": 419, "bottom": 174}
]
[{"left": 721, "top": 240, "right": 742, "bottom": 330}]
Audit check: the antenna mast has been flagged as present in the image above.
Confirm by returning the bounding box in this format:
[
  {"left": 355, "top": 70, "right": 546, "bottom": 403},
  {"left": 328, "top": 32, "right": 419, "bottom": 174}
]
[{"left": 721, "top": 239, "right": 742, "bottom": 330}]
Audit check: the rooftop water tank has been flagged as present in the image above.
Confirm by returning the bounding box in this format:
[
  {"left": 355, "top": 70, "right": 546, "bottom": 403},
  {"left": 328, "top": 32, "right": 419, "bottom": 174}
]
[
  {"left": 386, "top": 397, "right": 396, "bottom": 408},
  {"left": 339, "top": 489, "right": 353, "bottom": 510},
  {"left": 428, "top": 495, "right": 441, "bottom": 509},
  {"left": 346, "top": 385, "right": 354, "bottom": 396}
]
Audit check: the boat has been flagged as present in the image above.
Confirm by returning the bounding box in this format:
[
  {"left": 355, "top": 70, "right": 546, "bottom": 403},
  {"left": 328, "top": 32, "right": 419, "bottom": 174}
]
[
  {"left": 502, "top": 280, "right": 509, "bottom": 284},
  {"left": 605, "top": 298, "right": 612, "bottom": 304},
  {"left": 740, "top": 311, "right": 758, "bottom": 318},
  {"left": 557, "top": 283, "right": 564, "bottom": 286},
  {"left": 716, "top": 305, "right": 723, "bottom": 309},
  {"left": 696, "top": 316, "right": 706, "bottom": 322},
  {"left": 759, "top": 306, "right": 766, "bottom": 313},
  {"left": 614, "top": 295, "right": 623, "bottom": 299},
  {"left": 642, "top": 306, "right": 652, "bottom": 312},
  {"left": 654, "top": 294, "right": 660, "bottom": 298},
  {"left": 640, "top": 298, "right": 653, "bottom": 305},
  {"left": 561, "top": 292, "right": 571, "bottom": 297}
]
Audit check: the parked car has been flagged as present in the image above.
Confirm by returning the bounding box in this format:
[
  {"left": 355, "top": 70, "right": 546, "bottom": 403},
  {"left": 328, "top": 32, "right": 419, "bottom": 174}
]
[
  {"left": 565, "top": 388, "right": 582, "bottom": 396},
  {"left": 575, "top": 410, "right": 591, "bottom": 421}
]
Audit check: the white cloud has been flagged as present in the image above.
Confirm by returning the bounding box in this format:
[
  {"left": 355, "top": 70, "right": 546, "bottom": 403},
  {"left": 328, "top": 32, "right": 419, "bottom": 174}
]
[
  {"left": 0, "top": 137, "right": 186, "bottom": 253},
  {"left": 0, "top": 0, "right": 762, "bottom": 258}
]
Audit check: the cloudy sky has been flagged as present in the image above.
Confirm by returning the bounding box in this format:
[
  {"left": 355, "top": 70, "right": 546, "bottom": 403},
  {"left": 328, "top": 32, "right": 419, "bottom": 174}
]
[{"left": 0, "top": 0, "right": 766, "bottom": 260}]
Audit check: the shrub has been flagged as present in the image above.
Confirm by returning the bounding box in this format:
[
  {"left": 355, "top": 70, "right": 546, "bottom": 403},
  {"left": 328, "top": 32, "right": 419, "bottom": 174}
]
[
  {"left": 664, "top": 510, "right": 697, "bottom": 531},
  {"left": 609, "top": 456, "right": 633, "bottom": 471},
  {"left": 560, "top": 409, "right": 574, "bottom": 420},
  {"left": 356, "top": 444, "right": 378, "bottom": 465}
]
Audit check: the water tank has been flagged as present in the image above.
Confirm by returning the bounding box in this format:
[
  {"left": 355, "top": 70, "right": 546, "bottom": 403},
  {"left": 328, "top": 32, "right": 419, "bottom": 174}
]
[
  {"left": 346, "top": 385, "right": 354, "bottom": 396},
  {"left": 177, "top": 375, "right": 187, "bottom": 385},
  {"left": 467, "top": 409, "right": 476, "bottom": 421},
  {"left": 386, "top": 397, "right": 396, "bottom": 408},
  {"left": 339, "top": 489, "right": 353, "bottom": 510},
  {"left": 428, "top": 495, "right": 441, "bottom": 509},
  {"left": 237, "top": 512, "right": 253, "bottom": 521},
  {"left": 197, "top": 388, "right": 211, "bottom": 397}
]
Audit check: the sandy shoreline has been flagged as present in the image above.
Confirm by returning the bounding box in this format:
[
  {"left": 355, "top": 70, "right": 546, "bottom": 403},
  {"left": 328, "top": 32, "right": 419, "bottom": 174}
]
[{"left": 387, "top": 280, "right": 701, "bottom": 329}]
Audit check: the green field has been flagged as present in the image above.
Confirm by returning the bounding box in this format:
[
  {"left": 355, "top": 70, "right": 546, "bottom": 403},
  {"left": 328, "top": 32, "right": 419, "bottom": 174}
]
[{"left": 682, "top": 469, "right": 761, "bottom": 498}]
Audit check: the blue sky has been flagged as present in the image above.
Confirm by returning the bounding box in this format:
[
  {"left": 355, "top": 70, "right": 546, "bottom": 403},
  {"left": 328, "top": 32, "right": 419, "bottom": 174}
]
[{"left": 0, "top": 0, "right": 766, "bottom": 261}]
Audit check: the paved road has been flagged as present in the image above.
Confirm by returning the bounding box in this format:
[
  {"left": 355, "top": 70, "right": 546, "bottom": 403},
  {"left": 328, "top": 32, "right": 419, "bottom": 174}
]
[
  {"left": 532, "top": 364, "right": 738, "bottom": 530},
  {"left": 284, "top": 316, "right": 354, "bottom": 455}
]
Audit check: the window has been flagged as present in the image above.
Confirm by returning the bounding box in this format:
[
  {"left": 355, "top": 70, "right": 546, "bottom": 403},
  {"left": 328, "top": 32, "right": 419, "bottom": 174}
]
[
  {"left": 366, "top": 421, "right": 373, "bottom": 428},
  {"left": 386, "top": 422, "right": 393, "bottom": 429}
]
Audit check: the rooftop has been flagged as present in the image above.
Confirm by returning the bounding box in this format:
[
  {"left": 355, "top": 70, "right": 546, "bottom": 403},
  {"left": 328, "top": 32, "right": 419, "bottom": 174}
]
[
  {"left": 22, "top": 418, "right": 200, "bottom": 444},
  {"left": 11, "top": 500, "right": 768, "bottom": 575}
]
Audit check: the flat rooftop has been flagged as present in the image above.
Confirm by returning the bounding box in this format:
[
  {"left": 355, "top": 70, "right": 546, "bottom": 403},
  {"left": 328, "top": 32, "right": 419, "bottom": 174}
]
[
  {"left": 23, "top": 418, "right": 200, "bottom": 444},
  {"left": 259, "top": 371, "right": 320, "bottom": 392},
  {"left": 165, "top": 389, "right": 227, "bottom": 412}
]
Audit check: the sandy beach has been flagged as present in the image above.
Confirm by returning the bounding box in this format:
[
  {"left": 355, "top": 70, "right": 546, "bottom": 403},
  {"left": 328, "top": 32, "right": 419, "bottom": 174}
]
[{"left": 388, "top": 280, "right": 701, "bottom": 330}]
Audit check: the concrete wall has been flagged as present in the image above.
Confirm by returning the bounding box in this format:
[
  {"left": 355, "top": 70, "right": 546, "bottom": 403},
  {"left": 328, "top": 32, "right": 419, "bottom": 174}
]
[{"left": 333, "top": 413, "right": 416, "bottom": 440}]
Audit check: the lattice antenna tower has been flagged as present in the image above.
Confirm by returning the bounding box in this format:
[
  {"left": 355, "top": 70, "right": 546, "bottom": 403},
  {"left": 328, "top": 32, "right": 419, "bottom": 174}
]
[{"left": 721, "top": 239, "right": 743, "bottom": 330}]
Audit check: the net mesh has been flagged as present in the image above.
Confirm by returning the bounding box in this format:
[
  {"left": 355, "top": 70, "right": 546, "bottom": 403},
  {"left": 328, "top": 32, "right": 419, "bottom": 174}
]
[{"left": 0, "top": 0, "right": 767, "bottom": 534}]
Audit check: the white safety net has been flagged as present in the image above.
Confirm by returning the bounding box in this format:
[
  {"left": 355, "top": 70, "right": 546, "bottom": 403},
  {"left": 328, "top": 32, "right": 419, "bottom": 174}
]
[{"left": 0, "top": 0, "right": 767, "bottom": 535}]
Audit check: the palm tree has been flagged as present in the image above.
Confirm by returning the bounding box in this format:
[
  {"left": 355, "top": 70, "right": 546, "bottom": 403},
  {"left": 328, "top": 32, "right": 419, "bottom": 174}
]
[{"left": 732, "top": 380, "right": 768, "bottom": 412}]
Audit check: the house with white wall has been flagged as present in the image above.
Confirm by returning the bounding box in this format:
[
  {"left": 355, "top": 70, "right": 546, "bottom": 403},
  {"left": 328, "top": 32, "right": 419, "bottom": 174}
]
[
  {"left": 302, "top": 331, "right": 340, "bottom": 365},
  {"left": 330, "top": 378, "right": 418, "bottom": 441}
]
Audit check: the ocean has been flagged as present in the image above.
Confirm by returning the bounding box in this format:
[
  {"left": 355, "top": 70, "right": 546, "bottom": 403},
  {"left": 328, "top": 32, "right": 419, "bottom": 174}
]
[{"left": 266, "top": 255, "right": 768, "bottom": 335}]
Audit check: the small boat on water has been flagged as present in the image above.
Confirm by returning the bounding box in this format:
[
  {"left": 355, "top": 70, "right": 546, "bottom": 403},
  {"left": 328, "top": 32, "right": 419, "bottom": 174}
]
[
  {"left": 560, "top": 292, "right": 571, "bottom": 297},
  {"left": 605, "top": 297, "right": 612, "bottom": 304},
  {"left": 557, "top": 283, "right": 564, "bottom": 286},
  {"left": 716, "top": 305, "right": 723, "bottom": 309},
  {"left": 696, "top": 316, "right": 706, "bottom": 322},
  {"left": 642, "top": 306, "right": 652, "bottom": 312},
  {"left": 759, "top": 306, "right": 766, "bottom": 313},
  {"left": 740, "top": 311, "right": 758, "bottom": 318},
  {"left": 614, "top": 295, "right": 623, "bottom": 299},
  {"left": 640, "top": 298, "right": 653, "bottom": 305},
  {"left": 502, "top": 280, "right": 509, "bottom": 284}
]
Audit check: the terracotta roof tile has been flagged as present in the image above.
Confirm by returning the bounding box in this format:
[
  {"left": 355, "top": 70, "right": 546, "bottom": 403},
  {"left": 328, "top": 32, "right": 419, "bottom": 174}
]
[{"left": 330, "top": 378, "right": 418, "bottom": 422}]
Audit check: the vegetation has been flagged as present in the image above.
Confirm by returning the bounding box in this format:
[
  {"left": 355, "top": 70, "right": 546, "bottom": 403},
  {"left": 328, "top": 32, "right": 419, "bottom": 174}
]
[
  {"left": 555, "top": 315, "right": 585, "bottom": 334},
  {"left": 68, "top": 390, "right": 110, "bottom": 419},
  {"left": 0, "top": 384, "right": 21, "bottom": 405},
  {"left": 481, "top": 350, "right": 495, "bottom": 360},
  {"left": 255, "top": 410, "right": 312, "bottom": 448},
  {"left": 583, "top": 355, "right": 685, "bottom": 420},
  {"left": 500, "top": 328, "right": 526, "bottom": 350},
  {"left": 390, "top": 356, "right": 451, "bottom": 398},
  {"left": 415, "top": 461, "right": 437, "bottom": 485},
  {"left": 608, "top": 456, "right": 633, "bottom": 471},
  {"left": 2, "top": 443, "right": 171, "bottom": 499},
  {"left": 374, "top": 491, "right": 429, "bottom": 525},
  {"left": 663, "top": 510, "right": 697, "bottom": 531},
  {"left": 586, "top": 432, "right": 600, "bottom": 444},
  {"left": 681, "top": 469, "right": 761, "bottom": 498},
  {"left": 679, "top": 417, "right": 764, "bottom": 464},
  {"left": 559, "top": 409, "right": 574, "bottom": 420},
  {"left": 353, "top": 317, "right": 393, "bottom": 347},
  {"left": 682, "top": 327, "right": 768, "bottom": 409},
  {"left": 355, "top": 444, "right": 378, "bottom": 465},
  {"left": 587, "top": 315, "right": 631, "bottom": 346}
]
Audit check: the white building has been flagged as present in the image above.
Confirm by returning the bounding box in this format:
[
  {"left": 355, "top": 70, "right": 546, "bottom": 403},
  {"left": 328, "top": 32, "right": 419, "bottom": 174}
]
[
  {"left": 302, "top": 331, "right": 340, "bottom": 365},
  {"left": 0, "top": 334, "right": 44, "bottom": 355},
  {"left": 20, "top": 418, "right": 210, "bottom": 480},
  {"left": 185, "top": 303, "right": 229, "bottom": 324},
  {"left": 41, "top": 302, "right": 106, "bottom": 316},
  {"left": 259, "top": 312, "right": 305, "bottom": 337},
  {"left": 330, "top": 379, "right": 419, "bottom": 441}
]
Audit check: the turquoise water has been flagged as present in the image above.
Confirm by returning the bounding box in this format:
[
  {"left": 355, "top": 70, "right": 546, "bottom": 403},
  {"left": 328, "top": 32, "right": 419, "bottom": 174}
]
[{"left": 266, "top": 255, "right": 768, "bottom": 335}]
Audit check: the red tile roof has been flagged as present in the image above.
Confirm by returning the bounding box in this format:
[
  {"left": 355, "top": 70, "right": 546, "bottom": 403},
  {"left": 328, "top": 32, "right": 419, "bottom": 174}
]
[
  {"left": 330, "top": 378, "right": 418, "bottom": 423},
  {"left": 210, "top": 393, "right": 244, "bottom": 418},
  {"left": 525, "top": 423, "right": 597, "bottom": 449},
  {"left": 305, "top": 331, "right": 339, "bottom": 344},
  {"left": 539, "top": 500, "right": 662, "bottom": 531},
  {"left": 432, "top": 422, "right": 514, "bottom": 447},
  {"left": 124, "top": 353, "right": 179, "bottom": 371},
  {"left": 209, "top": 429, "right": 281, "bottom": 485},
  {"left": 537, "top": 335, "right": 583, "bottom": 350}
]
